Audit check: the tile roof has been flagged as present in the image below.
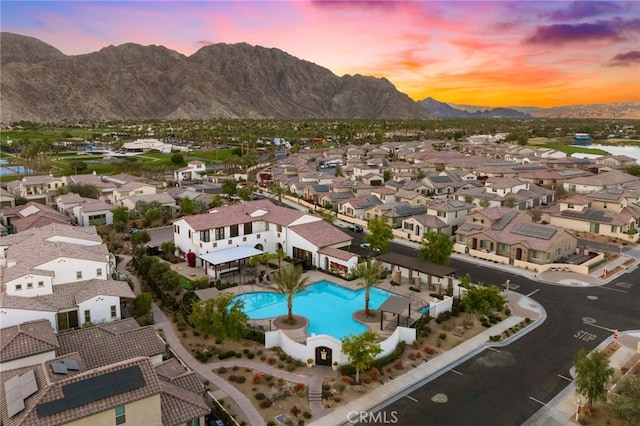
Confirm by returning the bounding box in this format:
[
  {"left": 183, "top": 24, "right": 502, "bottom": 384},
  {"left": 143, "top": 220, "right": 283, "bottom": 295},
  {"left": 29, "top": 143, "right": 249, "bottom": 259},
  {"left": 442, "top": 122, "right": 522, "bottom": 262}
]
[
  {"left": 288, "top": 220, "right": 352, "bottom": 249},
  {"left": 0, "top": 319, "right": 59, "bottom": 363},
  {"left": 317, "top": 246, "right": 358, "bottom": 261},
  {"left": 0, "top": 279, "right": 134, "bottom": 313},
  {"left": 125, "top": 192, "right": 176, "bottom": 206},
  {"left": 178, "top": 199, "right": 306, "bottom": 231},
  {"left": 14, "top": 357, "right": 161, "bottom": 426},
  {"left": 158, "top": 380, "right": 209, "bottom": 426},
  {"left": 56, "top": 319, "right": 165, "bottom": 370}
]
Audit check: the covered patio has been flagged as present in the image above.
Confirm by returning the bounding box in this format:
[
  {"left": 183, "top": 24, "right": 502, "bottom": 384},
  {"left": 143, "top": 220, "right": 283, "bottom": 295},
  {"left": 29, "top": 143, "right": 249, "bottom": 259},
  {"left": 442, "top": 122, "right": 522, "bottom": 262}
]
[
  {"left": 376, "top": 252, "right": 457, "bottom": 292},
  {"left": 199, "top": 246, "right": 263, "bottom": 280},
  {"left": 377, "top": 294, "right": 414, "bottom": 331}
]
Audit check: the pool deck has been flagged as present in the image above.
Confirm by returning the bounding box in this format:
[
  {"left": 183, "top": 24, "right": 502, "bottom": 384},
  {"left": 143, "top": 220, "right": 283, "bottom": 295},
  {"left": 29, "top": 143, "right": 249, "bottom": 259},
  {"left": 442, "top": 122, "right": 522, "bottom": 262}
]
[{"left": 218, "top": 269, "right": 434, "bottom": 342}]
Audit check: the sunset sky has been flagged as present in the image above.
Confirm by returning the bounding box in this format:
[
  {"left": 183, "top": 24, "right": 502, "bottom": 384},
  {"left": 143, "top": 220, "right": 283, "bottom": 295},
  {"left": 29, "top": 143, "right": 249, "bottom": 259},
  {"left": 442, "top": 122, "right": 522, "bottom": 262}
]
[{"left": 2, "top": 1, "right": 639, "bottom": 107}]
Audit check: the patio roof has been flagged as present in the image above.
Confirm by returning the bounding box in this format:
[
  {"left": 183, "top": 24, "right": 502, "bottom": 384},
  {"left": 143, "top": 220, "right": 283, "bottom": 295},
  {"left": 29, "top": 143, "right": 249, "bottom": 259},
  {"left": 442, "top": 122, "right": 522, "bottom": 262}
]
[
  {"left": 378, "top": 294, "right": 412, "bottom": 315},
  {"left": 199, "top": 246, "right": 263, "bottom": 266},
  {"left": 194, "top": 287, "right": 220, "bottom": 301},
  {"left": 376, "top": 252, "right": 457, "bottom": 277}
]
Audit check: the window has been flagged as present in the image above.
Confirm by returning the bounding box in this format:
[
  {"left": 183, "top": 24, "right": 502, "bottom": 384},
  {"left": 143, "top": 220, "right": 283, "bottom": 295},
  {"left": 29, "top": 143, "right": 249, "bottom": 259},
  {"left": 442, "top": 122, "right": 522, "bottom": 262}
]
[
  {"left": 458, "top": 235, "right": 467, "bottom": 243},
  {"left": 277, "top": 225, "right": 283, "bottom": 233},
  {"left": 56, "top": 311, "right": 79, "bottom": 330},
  {"left": 230, "top": 224, "right": 239, "bottom": 238},
  {"left": 84, "top": 310, "right": 91, "bottom": 324},
  {"left": 531, "top": 250, "right": 543, "bottom": 260},
  {"left": 590, "top": 223, "right": 600, "bottom": 233},
  {"left": 403, "top": 222, "right": 414, "bottom": 231},
  {"left": 27, "top": 282, "right": 33, "bottom": 289},
  {"left": 186, "top": 419, "right": 200, "bottom": 426},
  {"left": 244, "top": 222, "right": 253, "bottom": 235},
  {"left": 174, "top": 225, "right": 180, "bottom": 234},
  {"left": 38, "top": 281, "right": 44, "bottom": 288},
  {"left": 76, "top": 271, "right": 83, "bottom": 279},
  {"left": 115, "top": 405, "right": 126, "bottom": 425},
  {"left": 15, "top": 284, "right": 22, "bottom": 291},
  {"left": 437, "top": 211, "right": 445, "bottom": 218},
  {"left": 96, "top": 268, "right": 102, "bottom": 277},
  {"left": 215, "top": 227, "right": 224, "bottom": 240},
  {"left": 500, "top": 244, "right": 510, "bottom": 253},
  {"left": 110, "top": 305, "right": 117, "bottom": 318},
  {"left": 200, "top": 230, "right": 210, "bottom": 242},
  {"left": 188, "top": 230, "right": 192, "bottom": 239},
  {"left": 567, "top": 204, "right": 574, "bottom": 209}
]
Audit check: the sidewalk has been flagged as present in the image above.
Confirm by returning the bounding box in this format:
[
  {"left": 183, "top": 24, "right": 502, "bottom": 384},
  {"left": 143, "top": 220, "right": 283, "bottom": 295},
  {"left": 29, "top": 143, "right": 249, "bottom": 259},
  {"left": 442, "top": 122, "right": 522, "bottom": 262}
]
[
  {"left": 523, "top": 331, "right": 640, "bottom": 426},
  {"left": 309, "top": 291, "right": 546, "bottom": 426}
]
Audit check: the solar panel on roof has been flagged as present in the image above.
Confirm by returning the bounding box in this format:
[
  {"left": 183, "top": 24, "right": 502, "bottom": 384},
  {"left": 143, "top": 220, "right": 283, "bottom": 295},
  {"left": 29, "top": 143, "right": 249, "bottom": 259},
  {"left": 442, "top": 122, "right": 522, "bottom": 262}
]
[
  {"left": 430, "top": 176, "right": 453, "bottom": 182},
  {"left": 63, "top": 359, "right": 79, "bottom": 371},
  {"left": 51, "top": 362, "right": 68, "bottom": 375},
  {"left": 449, "top": 200, "right": 465, "bottom": 208},
  {"left": 37, "top": 366, "right": 145, "bottom": 418},
  {"left": 511, "top": 223, "right": 557, "bottom": 240},
  {"left": 20, "top": 370, "right": 38, "bottom": 398},
  {"left": 493, "top": 210, "right": 519, "bottom": 231}
]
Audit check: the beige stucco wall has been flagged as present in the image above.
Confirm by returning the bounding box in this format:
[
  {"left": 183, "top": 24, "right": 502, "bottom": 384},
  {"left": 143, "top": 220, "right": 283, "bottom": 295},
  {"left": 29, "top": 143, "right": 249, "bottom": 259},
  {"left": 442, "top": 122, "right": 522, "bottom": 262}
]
[{"left": 64, "top": 394, "right": 162, "bottom": 426}]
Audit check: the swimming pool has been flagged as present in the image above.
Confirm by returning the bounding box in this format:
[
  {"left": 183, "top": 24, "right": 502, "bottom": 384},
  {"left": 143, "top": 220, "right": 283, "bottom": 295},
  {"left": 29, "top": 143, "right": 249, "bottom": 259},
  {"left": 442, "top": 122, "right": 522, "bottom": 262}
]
[{"left": 235, "top": 280, "right": 393, "bottom": 340}]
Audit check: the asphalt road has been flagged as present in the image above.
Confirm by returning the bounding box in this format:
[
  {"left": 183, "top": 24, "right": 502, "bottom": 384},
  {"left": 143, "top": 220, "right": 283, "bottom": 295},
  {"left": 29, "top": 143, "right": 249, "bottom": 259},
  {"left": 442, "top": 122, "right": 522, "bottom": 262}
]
[{"left": 355, "top": 239, "right": 640, "bottom": 426}]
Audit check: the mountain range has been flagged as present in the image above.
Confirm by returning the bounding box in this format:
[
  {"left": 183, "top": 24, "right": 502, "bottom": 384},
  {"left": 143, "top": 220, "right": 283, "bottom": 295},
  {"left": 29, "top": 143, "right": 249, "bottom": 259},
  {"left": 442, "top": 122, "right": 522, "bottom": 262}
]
[{"left": 1, "top": 32, "right": 637, "bottom": 123}]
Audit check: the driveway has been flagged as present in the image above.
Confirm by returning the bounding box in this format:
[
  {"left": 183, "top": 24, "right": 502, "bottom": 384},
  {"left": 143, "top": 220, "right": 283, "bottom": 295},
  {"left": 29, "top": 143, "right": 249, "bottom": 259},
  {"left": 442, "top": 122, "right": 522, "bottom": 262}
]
[{"left": 145, "top": 225, "right": 174, "bottom": 247}]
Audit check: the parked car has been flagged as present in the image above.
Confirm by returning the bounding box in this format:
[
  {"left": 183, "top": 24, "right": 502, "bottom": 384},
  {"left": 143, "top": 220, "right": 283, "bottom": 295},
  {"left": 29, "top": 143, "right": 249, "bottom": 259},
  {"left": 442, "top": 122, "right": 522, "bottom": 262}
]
[
  {"left": 360, "top": 242, "right": 380, "bottom": 252},
  {"left": 348, "top": 224, "right": 363, "bottom": 232}
]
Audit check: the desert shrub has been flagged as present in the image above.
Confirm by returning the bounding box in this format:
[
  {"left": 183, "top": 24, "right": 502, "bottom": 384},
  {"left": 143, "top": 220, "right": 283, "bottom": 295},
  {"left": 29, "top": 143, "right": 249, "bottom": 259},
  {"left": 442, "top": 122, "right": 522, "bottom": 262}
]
[
  {"left": 334, "top": 383, "right": 346, "bottom": 393},
  {"left": 393, "top": 359, "right": 404, "bottom": 370},
  {"left": 235, "top": 376, "right": 246, "bottom": 384},
  {"left": 218, "top": 351, "right": 236, "bottom": 360},
  {"left": 260, "top": 355, "right": 267, "bottom": 361},
  {"left": 254, "top": 392, "right": 266, "bottom": 400},
  {"left": 407, "top": 351, "right": 417, "bottom": 360},
  {"left": 439, "top": 332, "right": 447, "bottom": 340},
  {"left": 303, "top": 411, "right": 312, "bottom": 419},
  {"left": 341, "top": 375, "right": 351, "bottom": 383},
  {"left": 411, "top": 340, "right": 420, "bottom": 349},
  {"left": 259, "top": 400, "right": 272, "bottom": 409},
  {"left": 217, "top": 366, "right": 227, "bottom": 374},
  {"left": 293, "top": 383, "right": 306, "bottom": 393},
  {"left": 257, "top": 349, "right": 263, "bottom": 355},
  {"left": 247, "top": 352, "right": 255, "bottom": 359},
  {"left": 370, "top": 367, "right": 379, "bottom": 381},
  {"left": 235, "top": 353, "right": 242, "bottom": 358},
  {"left": 243, "top": 348, "right": 250, "bottom": 354},
  {"left": 252, "top": 373, "right": 263, "bottom": 385},
  {"left": 267, "top": 357, "right": 276, "bottom": 365},
  {"left": 264, "top": 375, "right": 273, "bottom": 382},
  {"left": 525, "top": 317, "right": 531, "bottom": 323},
  {"left": 290, "top": 405, "right": 301, "bottom": 417},
  {"left": 333, "top": 396, "right": 342, "bottom": 402}
]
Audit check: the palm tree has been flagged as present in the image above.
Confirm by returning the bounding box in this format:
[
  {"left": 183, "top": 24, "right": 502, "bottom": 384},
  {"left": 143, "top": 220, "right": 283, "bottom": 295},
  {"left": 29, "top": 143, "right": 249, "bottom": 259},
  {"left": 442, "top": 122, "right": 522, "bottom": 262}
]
[
  {"left": 249, "top": 254, "right": 262, "bottom": 284},
  {"left": 271, "top": 264, "right": 309, "bottom": 323},
  {"left": 275, "top": 247, "right": 286, "bottom": 269},
  {"left": 272, "top": 184, "right": 287, "bottom": 205},
  {"left": 351, "top": 259, "right": 383, "bottom": 316}
]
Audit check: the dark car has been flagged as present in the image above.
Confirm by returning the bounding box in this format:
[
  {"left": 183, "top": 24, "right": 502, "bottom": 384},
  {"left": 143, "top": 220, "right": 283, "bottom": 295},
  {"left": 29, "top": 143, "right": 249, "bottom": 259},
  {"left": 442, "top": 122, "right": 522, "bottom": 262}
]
[{"left": 348, "top": 225, "right": 363, "bottom": 232}]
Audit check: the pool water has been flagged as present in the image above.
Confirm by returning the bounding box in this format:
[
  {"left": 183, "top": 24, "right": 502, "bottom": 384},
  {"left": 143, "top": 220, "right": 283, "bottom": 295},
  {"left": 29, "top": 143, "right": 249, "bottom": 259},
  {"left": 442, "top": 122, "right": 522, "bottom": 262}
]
[{"left": 235, "top": 280, "right": 393, "bottom": 340}]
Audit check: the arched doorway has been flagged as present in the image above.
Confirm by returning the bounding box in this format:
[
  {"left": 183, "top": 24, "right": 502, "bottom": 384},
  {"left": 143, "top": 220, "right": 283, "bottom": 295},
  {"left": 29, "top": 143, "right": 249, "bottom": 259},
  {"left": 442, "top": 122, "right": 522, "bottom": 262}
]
[
  {"left": 254, "top": 243, "right": 264, "bottom": 251},
  {"left": 315, "top": 346, "right": 332, "bottom": 366}
]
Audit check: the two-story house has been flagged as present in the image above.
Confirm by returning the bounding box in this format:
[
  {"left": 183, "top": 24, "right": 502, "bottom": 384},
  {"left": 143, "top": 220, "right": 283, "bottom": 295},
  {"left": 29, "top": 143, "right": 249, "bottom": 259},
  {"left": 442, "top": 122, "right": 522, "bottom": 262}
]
[
  {"left": 0, "top": 223, "right": 132, "bottom": 331},
  {"left": 6, "top": 175, "right": 66, "bottom": 206},
  {"left": 172, "top": 199, "right": 357, "bottom": 277}
]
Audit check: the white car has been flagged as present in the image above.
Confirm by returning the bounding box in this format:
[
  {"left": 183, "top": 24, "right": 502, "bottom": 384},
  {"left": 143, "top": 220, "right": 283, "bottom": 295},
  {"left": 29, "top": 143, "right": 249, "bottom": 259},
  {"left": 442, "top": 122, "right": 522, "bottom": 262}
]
[{"left": 360, "top": 243, "right": 380, "bottom": 252}]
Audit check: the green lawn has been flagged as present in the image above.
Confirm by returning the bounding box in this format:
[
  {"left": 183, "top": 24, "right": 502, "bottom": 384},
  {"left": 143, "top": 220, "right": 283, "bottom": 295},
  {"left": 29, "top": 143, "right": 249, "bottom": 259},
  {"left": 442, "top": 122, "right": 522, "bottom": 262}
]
[{"left": 537, "top": 143, "right": 610, "bottom": 156}]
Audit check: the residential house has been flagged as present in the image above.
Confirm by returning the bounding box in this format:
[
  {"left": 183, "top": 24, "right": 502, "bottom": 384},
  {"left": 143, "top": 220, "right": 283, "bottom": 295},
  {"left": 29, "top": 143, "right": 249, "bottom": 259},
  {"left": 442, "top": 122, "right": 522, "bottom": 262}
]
[
  {"left": 0, "top": 202, "right": 71, "bottom": 234},
  {"left": 173, "top": 160, "right": 207, "bottom": 183},
  {"left": 0, "top": 319, "right": 59, "bottom": 372},
  {"left": 121, "top": 192, "right": 177, "bottom": 214},
  {"left": 0, "top": 188, "right": 16, "bottom": 208},
  {"left": 370, "top": 187, "right": 398, "bottom": 204},
  {"left": 394, "top": 190, "right": 428, "bottom": 206},
  {"left": 338, "top": 195, "right": 382, "bottom": 219},
  {"left": 400, "top": 214, "right": 448, "bottom": 240},
  {"left": 0, "top": 223, "right": 132, "bottom": 331},
  {"left": 56, "top": 194, "right": 116, "bottom": 227},
  {"left": 455, "top": 177, "right": 553, "bottom": 210},
  {"left": 542, "top": 191, "right": 640, "bottom": 243},
  {"left": 0, "top": 356, "right": 208, "bottom": 426},
  {"left": 455, "top": 207, "right": 577, "bottom": 265},
  {"left": 364, "top": 203, "right": 427, "bottom": 228},
  {"left": 562, "top": 170, "right": 639, "bottom": 194},
  {"left": 108, "top": 181, "right": 157, "bottom": 206},
  {"left": 172, "top": 199, "right": 356, "bottom": 276},
  {"left": 6, "top": 175, "right": 66, "bottom": 206},
  {"left": 595, "top": 155, "right": 637, "bottom": 169}
]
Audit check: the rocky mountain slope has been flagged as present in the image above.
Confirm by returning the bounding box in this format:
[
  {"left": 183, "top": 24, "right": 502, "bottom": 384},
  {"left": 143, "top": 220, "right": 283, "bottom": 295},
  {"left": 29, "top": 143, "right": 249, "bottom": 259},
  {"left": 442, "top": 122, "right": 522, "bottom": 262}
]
[
  {"left": 0, "top": 32, "right": 431, "bottom": 122},
  {"left": 418, "top": 97, "right": 531, "bottom": 119}
]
